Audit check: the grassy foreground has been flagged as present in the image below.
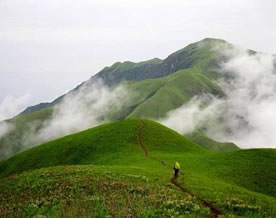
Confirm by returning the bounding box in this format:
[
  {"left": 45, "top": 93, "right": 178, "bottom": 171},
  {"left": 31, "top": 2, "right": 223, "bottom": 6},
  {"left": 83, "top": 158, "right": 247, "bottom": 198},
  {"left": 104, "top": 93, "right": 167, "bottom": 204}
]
[
  {"left": 0, "top": 120, "right": 275, "bottom": 217},
  {"left": 0, "top": 166, "right": 210, "bottom": 217}
]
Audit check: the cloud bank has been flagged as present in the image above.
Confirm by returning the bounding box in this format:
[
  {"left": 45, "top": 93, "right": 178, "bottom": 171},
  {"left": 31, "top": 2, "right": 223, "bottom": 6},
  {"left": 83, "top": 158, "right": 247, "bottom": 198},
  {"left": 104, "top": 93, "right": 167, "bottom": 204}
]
[
  {"left": 161, "top": 45, "right": 276, "bottom": 148},
  {"left": 37, "top": 80, "right": 128, "bottom": 142},
  {"left": 0, "top": 80, "right": 128, "bottom": 159},
  {"left": 0, "top": 94, "right": 31, "bottom": 122},
  {"left": 0, "top": 121, "right": 14, "bottom": 139},
  {"left": 0, "top": 94, "right": 31, "bottom": 143}
]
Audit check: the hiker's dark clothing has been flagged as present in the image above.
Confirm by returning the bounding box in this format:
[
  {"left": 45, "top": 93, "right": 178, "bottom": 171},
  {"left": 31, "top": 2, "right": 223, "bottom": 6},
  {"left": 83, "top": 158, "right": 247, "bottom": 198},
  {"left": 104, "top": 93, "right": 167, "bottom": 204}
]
[{"left": 174, "top": 168, "right": 179, "bottom": 177}]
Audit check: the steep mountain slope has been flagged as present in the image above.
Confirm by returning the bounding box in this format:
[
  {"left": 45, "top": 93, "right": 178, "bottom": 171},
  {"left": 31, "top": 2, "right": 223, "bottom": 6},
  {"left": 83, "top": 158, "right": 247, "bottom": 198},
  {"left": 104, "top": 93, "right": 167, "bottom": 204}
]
[
  {"left": 89, "top": 38, "right": 224, "bottom": 86},
  {"left": 0, "top": 120, "right": 275, "bottom": 217},
  {"left": 125, "top": 68, "right": 222, "bottom": 119},
  {"left": 21, "top": 38, "right": 224, "bottom": 115},
  {"left": 104, "top": 67, "right": 223, "bottom": 121}
]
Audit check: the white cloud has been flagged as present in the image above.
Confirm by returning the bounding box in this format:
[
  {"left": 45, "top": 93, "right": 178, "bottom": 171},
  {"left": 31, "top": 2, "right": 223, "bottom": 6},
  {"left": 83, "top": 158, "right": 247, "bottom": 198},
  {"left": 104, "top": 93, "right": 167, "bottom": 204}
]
[
  {"left": 0, "top": 79, "right": 129, "bottom": 159},
  {"left": 36, "top": 79, "right": 128, "bottom": 142},
  {"left": 160, "top": 96, "right": 223, "bottom": 134},
  {"left": 0, "top": 121, "right": 14, "bottom": 139},
  {"left": 160, "top": 44, "right": 276, "bottom": 148},
  {"left": 0, "top": 94, "right": 31, "bottom": 121}
]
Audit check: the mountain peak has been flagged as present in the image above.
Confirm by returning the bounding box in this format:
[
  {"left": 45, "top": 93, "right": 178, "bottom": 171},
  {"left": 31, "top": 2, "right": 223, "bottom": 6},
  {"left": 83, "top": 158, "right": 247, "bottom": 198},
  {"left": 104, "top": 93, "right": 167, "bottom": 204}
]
[
  {"left": 20, "top": 38, "right": 228, "bottom": 115},
  {"left": 200, "top": 37, "right": 227, "bottom": 43}
]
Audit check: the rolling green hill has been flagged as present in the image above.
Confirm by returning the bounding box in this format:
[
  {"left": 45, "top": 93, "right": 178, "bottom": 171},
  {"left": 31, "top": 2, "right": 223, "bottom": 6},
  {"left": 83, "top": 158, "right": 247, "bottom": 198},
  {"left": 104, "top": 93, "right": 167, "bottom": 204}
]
[
  {"left": 0, "top": 120, "right": 275, "bottom": 217},
  {"left": 0, "top": 120, "right": 205, "bottom": 178},
  {"left": 186, "top": 130, "right": 240, "bottom": 152}
]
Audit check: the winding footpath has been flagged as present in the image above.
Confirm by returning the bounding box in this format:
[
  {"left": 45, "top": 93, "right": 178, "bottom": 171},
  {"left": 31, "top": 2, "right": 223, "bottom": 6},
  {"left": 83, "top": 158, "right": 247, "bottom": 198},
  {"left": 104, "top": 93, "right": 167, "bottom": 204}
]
[{"left": 137, "top": 120, "right": 223, "bottom": 218}]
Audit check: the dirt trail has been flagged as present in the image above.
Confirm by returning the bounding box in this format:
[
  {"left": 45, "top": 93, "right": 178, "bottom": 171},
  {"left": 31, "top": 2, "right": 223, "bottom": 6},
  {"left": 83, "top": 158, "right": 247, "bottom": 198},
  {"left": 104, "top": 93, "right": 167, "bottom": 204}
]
[
  {"left": 137, "top": 120, "right": 148, "bottom": 157},
  {"left": 137, "top": 120, "right": 223, "bottom": 218},
  {"left": 171, "top": 177, "right": 223, "bottom": 218}
]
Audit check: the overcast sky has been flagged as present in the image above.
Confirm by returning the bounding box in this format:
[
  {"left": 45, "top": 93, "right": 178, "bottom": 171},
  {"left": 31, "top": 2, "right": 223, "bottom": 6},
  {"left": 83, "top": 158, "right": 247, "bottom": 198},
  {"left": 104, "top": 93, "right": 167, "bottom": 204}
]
[{"left": 0, "top": 0, "right": 276, "bottom": 120}]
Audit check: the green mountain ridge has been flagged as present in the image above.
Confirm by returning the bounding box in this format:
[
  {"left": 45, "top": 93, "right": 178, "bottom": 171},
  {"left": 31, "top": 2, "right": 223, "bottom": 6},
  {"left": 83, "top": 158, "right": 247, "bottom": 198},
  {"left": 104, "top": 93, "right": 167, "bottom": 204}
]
[{"left": 21, "top": 38, "right": 225, "bottom": 115}]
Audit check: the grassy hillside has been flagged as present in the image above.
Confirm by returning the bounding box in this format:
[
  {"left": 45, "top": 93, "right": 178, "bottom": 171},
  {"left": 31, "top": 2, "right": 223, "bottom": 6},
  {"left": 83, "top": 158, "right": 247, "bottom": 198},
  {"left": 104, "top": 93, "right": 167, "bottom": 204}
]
[
  {"left": 0, "top": 120, "right": 275, "bottom": 217},
  {"left": 0, "top": 120, "right": 205, "bottom": 178},
  {"left": 125, "top": 69, "right": 222, "bottom": 119},
  {"left": 197, "top": 149, "right": 276, "bottom": 196},
  {"left": 0, "top": 166, "right": 210, "bottom": 217},
  {"left": 186, "top": 130, "right": 240, "bottom": 152}
]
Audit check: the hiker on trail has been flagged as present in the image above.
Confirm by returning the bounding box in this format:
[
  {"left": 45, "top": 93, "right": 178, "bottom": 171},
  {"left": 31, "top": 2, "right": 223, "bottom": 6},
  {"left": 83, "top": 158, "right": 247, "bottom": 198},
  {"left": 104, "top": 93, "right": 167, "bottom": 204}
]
[{"left": 173, "top": 161, "right": 180, "bottom": 178}]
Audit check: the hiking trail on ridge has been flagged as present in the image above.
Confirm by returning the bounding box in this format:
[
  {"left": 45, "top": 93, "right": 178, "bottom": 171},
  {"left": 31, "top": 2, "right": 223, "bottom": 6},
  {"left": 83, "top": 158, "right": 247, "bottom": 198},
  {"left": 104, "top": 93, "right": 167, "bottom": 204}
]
[{"left": 137, "top": 120, "right": 224, "bottom": 218}]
